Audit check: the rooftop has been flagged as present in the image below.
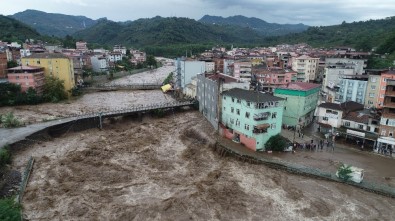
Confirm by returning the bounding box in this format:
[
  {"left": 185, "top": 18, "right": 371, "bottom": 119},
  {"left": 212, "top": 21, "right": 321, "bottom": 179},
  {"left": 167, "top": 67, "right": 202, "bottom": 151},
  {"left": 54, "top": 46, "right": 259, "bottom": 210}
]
[
  {"left": 318, "top": 101, "right": 364, "bottom": 112},
  {"left": 222, "top": 88, "right": 284, "bottom": 103},
  {"left": 25, "top": 53, "right": 69, "bottom": 59},
  {"left": 206, "top": 73, "right": 239, "bottom": 83},
  {"left": 343, "top": 112, "right": 370, "bottom": 124},
  {"left": 278, "top": 82, "right": 321, "bottom": 91},
  {"left": 7, "top": 65, "right": 43, "bottom": 71}
]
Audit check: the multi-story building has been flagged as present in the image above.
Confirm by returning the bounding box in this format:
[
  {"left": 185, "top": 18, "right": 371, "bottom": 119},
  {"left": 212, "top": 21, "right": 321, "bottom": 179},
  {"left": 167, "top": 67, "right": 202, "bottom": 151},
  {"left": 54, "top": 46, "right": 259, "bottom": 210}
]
[
  {"left": 325, "top": 58, "right": 366, "bottom": 75},
  {"left": 131, "top": 50, "right": 146, "bottom": 64},
  {"left": 91, "top": 55, "right": 109, "bottom": 72},
  {"left": 197, "top": 73, "right": 249, "bottom": 130},
  {"left": 252, "top": 66, "right": 296, "bottom": 92},
  {"left": 291, "top": 55, "right": 319, "bottom": 82},
  {"left": 364, "top": 73, "right": 382, "bottom": 109},
  {"left": 21, "top": 53, "right": 75, "bottom": 92},
  {"left": 377, "top": 70, "right": 395, "bottom": 108},
  {"left": 205, "top": 61, "right": 215, "bottom": 73},
  {"left": 232, "top": 61, "right": 252, "bottom": 82},
  {"left": 107, "top": 52, "right": 123, "bottom": 63},
  {"left": 274, "top": 82, "right": 321, "bottom": 127},
  {"left": 336, "top": 77, "right": 368, "bottom": 104},
  {"left": 7, "top": 66, "right": 45, "bottom": 94},
  {"left": 220, "top": 88, "right": 284, "bottom": 151},
  {"left": 0, "top": 52, "right": 7, "bottom": 78},
  {"left": 113, "top": 45, "right": 127, "bottom": 55},
  {"left": 316, "top": 101, "right": 364, "bottom": 133},
  {"left": 177, "top": 59, "right": 206, "bottom": 88},
  {"left": 322, "top": 62, "right": 356, "bottom": 102},
  {"left": 76, "top": 41, "right": 88, "bottom": 52},
  {"left": 376, "top": 77, "right": 395, "bottom": 153}
]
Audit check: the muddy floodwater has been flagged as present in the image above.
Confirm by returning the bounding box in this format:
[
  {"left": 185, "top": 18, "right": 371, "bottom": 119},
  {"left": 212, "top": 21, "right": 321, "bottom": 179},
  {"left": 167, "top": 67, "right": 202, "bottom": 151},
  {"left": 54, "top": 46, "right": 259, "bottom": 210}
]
[{"left": 12, "top": 111, "right": 395, "bottom": 220}]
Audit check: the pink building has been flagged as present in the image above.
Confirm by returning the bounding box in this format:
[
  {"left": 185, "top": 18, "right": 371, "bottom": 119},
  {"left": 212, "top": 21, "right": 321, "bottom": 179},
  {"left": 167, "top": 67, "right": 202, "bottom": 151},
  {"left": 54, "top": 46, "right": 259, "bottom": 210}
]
[
  {"left": 7, "top": 66, "right": 45, "bottom": 94},
  {"left": 252, "top": 66, "right": 296, "bottom": 92}
]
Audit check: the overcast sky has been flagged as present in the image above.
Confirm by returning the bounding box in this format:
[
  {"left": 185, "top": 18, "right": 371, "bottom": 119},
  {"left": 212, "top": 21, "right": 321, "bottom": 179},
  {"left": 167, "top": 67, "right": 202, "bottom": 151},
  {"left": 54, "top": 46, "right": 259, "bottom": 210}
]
[{"left": 2, "top": 0, "right": 395, "bottom": 26}]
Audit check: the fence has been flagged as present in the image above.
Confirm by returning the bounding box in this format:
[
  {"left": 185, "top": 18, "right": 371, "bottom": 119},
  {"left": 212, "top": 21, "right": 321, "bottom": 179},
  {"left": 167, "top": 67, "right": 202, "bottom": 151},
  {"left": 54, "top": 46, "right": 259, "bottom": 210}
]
[
  {"left": 17, "top": 156, "right": 34, "bottom": 204},
  {"left": 214, "top": 142, "right": 395, "bottom": 198}
]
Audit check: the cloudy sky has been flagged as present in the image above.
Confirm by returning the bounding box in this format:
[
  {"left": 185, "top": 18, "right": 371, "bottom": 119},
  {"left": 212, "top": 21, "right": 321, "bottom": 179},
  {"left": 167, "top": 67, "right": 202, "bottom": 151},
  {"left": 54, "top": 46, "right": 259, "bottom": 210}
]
[{"left": 2, "top": 0, "right": 395, "bottom": 26}]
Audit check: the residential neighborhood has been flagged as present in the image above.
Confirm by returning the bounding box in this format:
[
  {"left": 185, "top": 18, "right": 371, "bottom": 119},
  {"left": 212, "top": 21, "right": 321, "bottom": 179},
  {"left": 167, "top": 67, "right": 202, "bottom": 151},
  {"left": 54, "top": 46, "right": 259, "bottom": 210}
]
[{"left": 1, "top": 5, "right": 395, "bottom": 220}]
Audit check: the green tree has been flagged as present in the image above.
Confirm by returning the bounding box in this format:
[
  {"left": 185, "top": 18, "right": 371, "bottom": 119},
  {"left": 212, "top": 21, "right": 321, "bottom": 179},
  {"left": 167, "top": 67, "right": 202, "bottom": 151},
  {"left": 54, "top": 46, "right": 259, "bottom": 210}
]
[
  {"left": 145, "top": 55, "right": 157, "bottom": 68},
  {"left": 63, "top": 35, "right": 76, "bottom": 49},
  {"left": 337, "top": 163, "right": 353, "bottom": 181},
  {"left": 0, "top": 198, "right": 21, "bottom": 221},
  {"left": 0, "top": 145, "right": 11, "bottom": 168},
  {"left": 265, "top": 134, "right": 288, "bottom": 151},
  {"left": 42, "top": 76, "right": 67, "bottom": 103},
  {"left": 6, "top": 61, "right": 18, "bottom": 69}
]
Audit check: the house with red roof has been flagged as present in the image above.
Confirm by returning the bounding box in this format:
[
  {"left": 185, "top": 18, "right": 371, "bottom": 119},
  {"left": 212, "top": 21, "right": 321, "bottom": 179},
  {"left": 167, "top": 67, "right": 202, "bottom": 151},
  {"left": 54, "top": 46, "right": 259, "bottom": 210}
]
[{"left": 274, "top": 82, "right": 321, "bottom": 127}]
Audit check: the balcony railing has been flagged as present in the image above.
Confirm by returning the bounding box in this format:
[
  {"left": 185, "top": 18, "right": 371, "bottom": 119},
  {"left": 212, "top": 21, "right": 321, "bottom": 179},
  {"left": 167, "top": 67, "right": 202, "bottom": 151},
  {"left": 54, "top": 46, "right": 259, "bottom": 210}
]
[
  {"left": 385, "top": 91, "right": 395, "bottom": 97},
  {"left": 383, "top": 102, "right": 395, "bottom": 108}
]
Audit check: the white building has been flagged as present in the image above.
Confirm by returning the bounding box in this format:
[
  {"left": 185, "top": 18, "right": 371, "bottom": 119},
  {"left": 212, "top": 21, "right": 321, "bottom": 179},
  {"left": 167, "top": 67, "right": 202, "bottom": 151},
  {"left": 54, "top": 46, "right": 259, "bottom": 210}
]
[
  {"left": 91, "top": 55, "right": 108, "bottom": 72},
  {"left": 292, "top": 55, "right": 319, "bottom": 82},
  {"left": 205, "top": 61, "right": 215, "bottom": 73},
  {"left": 113, "top": 45, "right": 127, "bottom": 55},
  {"left": 107, "top": 52, "right": 123, "bottom": 63}
]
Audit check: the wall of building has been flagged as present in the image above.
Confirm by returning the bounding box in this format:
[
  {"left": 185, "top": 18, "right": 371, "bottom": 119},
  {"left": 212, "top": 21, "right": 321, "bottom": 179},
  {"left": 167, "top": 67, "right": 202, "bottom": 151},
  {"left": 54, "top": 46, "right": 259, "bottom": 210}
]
[
  {"left": 364, "top": 75, "right": 380, "bottom": 108},
  {"left": 326, "top": 58, "right": 365, "bottom": 75},
  {"left": 180, "top": 61, "right": 206, "bottom": 88},
  {"left": 21, "top": 57, "right": 75, "bottom": 92},
  {"left": 274, "top": 87, "right": 320, "bottom": 126},
  {"left": 197, "top": 74, "right": 219, "bottom": 130},
  {"left": 336, "top": 79, "right": 367, "bottom": 104},
  {"left": 317, "top": 107, "right": 343, "bottom": 128},
  {"left": 221, "top": 95, "right": 283, "bottom": 150}
]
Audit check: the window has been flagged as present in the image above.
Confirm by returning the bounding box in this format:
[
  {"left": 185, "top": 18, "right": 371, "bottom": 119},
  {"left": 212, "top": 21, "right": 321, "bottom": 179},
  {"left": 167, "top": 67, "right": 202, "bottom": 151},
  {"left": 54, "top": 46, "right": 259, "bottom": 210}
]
[
  {"left": 368, "top": 101, "right": 373, "bottom": 105},
  {"left": 245, "top": 124, "right": 250, "bottom": 130},
  {"left": 382, "top": 86, "right": 386, "bottom": 90},
  {"left": 383, "top": 78, "right": 387, "bottom": 82},
  {"left": 272, "top": 112, "right": 277, "bottom": 119},
  {"left": 358, "top": 124, "right": 364, "bottom": 129},
  {"left": 236, "top": 120, "right": 240, "bottom": 127},
  {"left": 371, "top": 77, "right": 377, "bottom": 83},
  {"left": 369, "top": 93, "right": 375, "bottom": 98},
  {"left": 344, "top": 121, "right": 350, "bottom": 127},
  {"left": 223, "top": 107, "right": 226, "bottom": 111},
  {"left": 371, "top": 85, "right": 376, "bottom": 90},
  {"left": 237, "top": 99, "right": 241, "bottom": 104},
  {"left": 284, "top": 107, "right": 287, "bottom": 110},
  {"left": 323, "top": 117, "right": 328, "bottom": 121},
  {"left": 24, "top": 76, "right": 28, "bottom": 79},
  {"left": 247, "top": 101, "right": 250, "bottom": 107},
  {"left": 271, "top": 123, "right": 276, "bottom": 129},
  {"left": 390, "top": 132, "right": 394, "bottom": 137},
  {"left": 231, "top": 107, "right": 234, "bottom": 113},
  {"left": 236, "top": 109, "right": 240, "bottom": 115},
  {"left": 380, "top": 94, "right": 385, "bottom": 98},
  {"left": 245, "top": 112, "right": 250, "bottom": 119},
  {"left": 223, "top": 96, "right": 226, "bottom": 100},
  {"left": 381, "top": 130, "right": 386, "bottom": 136},
  {"left": 232, "top": 97, "right": 235, "bottom": 102}
]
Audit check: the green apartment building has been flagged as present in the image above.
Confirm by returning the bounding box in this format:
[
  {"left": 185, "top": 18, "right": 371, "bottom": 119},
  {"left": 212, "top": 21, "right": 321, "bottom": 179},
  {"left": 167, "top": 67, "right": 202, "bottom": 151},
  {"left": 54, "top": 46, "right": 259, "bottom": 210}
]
[
  {"left": 220, "top": 88, "right": 284, "bottom": 151},
  {"left": 274, "top": 82, "right": 321, "bottom": 127}
]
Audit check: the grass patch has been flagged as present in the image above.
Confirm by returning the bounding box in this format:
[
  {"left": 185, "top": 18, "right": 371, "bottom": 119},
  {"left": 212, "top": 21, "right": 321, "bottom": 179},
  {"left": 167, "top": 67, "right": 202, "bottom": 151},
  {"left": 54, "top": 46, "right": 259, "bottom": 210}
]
[{"left": 0, "top": 198, "right": 21, "bottom": 221}]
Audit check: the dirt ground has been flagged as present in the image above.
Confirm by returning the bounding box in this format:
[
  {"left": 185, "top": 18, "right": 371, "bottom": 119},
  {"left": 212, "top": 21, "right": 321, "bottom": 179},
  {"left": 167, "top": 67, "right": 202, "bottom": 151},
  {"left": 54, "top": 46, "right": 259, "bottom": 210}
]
[{"left": 12, "top": 111, "right": 395, "bottom": 221}]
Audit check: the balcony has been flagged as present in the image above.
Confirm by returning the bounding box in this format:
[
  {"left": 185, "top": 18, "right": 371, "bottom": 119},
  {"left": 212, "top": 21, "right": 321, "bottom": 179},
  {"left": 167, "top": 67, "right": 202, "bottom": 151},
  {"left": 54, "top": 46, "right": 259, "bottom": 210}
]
[
  {"left": 383, "top": 101, "right": 395, "bottom": 109},
  {"left": 253, "top": 123, "right": 270, "bottom": 134},
  {"left": 386, "top": 79, "right": 395, "bottom": 86},
  {"left": 385, "top": 91, "right": 395, "bottom": 97}
]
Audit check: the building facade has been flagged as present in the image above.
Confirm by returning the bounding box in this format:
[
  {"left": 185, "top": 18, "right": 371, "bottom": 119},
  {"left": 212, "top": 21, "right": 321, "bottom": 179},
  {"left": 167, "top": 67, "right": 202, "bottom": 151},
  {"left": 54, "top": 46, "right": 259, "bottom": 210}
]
[
  {"left": 7, "top": 66, "right": 45, "bottom": 94},
  {"left": 21, "top": 53, "right": 75, "bottom": 92},
  {"left": 291, "top": 55, "right": 319, "bottom": 82},
  {"left": 336, "top": 78, "right": 368, "bottom": 104},
  {"left": 364, "top": 74, "right": 381, "bottom": 109},
  {"left": 274, "top": 82, "right": 321, "bottom": 127},
  {"left": 220, "top": 88, "right": 284, "bottom": 151}
]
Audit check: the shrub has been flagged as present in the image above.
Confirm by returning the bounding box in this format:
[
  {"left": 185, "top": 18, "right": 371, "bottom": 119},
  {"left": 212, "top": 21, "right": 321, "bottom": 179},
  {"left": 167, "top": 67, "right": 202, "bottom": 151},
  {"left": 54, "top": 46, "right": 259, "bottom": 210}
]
[
  {"left": 1, "top": 113, "right": 21, "bottom": 128},
  {"left": 0, "top": 146, "right": 11, "bottom": 168},
  {"left": 265, "top": 134, "right": 288, "bottom": 151},
  {"left": 42, "top": 76, "right": 67, "bottom": 103},
  {"left": 337, "top": 163, "right": 353, "bottom": 181},
  {"left": 0, "top": 198, "right": 21, "bottom": 221}
]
